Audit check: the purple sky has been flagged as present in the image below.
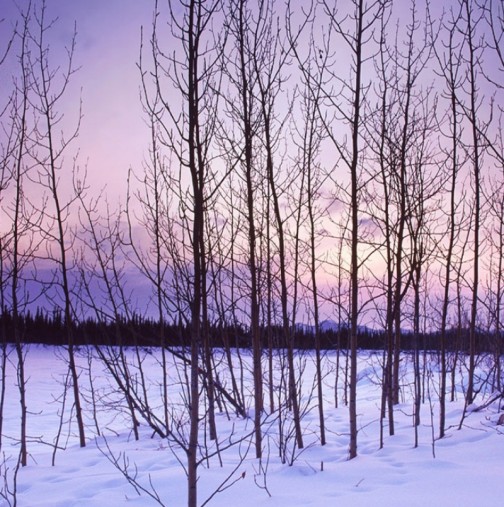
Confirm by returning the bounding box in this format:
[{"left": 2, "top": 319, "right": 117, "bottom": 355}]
[{"left": 2, "top": 0, "right": 153, "bottom": 204}]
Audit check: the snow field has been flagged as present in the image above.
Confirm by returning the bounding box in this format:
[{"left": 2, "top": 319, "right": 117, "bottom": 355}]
[{"left": 0, "top": 345, "right": 503, "bottom": 506}]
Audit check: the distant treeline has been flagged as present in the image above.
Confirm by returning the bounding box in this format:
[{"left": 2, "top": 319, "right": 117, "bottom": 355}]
[{"left": 0, "top": 307, "right": 501, "bottom": 353}]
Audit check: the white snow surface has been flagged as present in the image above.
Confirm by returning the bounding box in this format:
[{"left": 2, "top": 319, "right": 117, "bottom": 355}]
[{"left": 1, "top": 345, "right": 503, "bottom": 506}]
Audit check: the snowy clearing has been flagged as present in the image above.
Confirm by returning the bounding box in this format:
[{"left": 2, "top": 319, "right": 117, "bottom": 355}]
[{"left": 1, "top": 345, "right": 503, "bottom": 506}]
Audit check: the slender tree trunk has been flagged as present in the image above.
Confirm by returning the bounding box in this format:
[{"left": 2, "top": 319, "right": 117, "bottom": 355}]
[
  {"left": 464, "top": 0, "right": 481, "bottom": 407},
  {"left": 437, "top": 20, "right": 461, "bottom": 436},
  {"left": 347, "top": 0, "right": 367, "bottom": 461},
  {"left": 235, "top": 0, "right": 264, "bottom": 455},
  {"left": 31, "top": 1, "right": 86, "bottom": 448},
  {"left": 494, "top": 198, "right": 503, "bottom": 392},
  {"left": 11, "top": 13, "right": 32, "bottom": 464},
  {"left": 265, "top": 128, "right": 304, "bottom": 451},
  {"left": 308, "top": 162, "right": 326, "bottom": 446},
  {"left": 187, "top": 3, "right": 202, "bottom": 503}
]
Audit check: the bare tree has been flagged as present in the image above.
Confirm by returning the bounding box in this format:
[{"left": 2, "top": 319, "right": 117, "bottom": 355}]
[
  {"left": 253, "top": 0, "right": 305, "bottom": 452},
  {"left": 122, "top": 105, "right": 179, "bottom": 433},
  {"left": 0, "top": 15, "right": 17, "bottom": 455},
  {"left": 299, "top": 68, "right": 327, "bottom": 447},
  {"left": 369, "top": 0, "right": 435, "bottom": 435},
  {"left": 28, "top": 0, "right": 86, "bottom": 447},
  {"left": 404, "top": 91, "right": 441, "bottom": 446},
  {"left": 1, "top": 1, "right": 44, "bottom": 466},
  {"left": 483, "top": 0, "right": 504, "bottom": 395},
  {"left": 454, "top": 0, "right": 487, "bottom": 407},
  {"left": 77, "top": 195, "right": 143, "bottom": 441},
  {"left": 317, "top": 0, "right": 388, "bottom": 459},
  {"left": 433, "top": 1, "right": 466, "bottom": 438},
  {"left": 141, "top": 1, "right": 225, "bottom": 504},
  {"left": 9, "top": 6, "right": 32, "bottom": 467},
  {"left": 486, "top": 176, "right": 504, "bottom": 392},
  {"left": 287, "top": 14, "right": 329, "bottom": 443},
  {"left": 218, "top": 0, "right": 266, "bottom": 457}
]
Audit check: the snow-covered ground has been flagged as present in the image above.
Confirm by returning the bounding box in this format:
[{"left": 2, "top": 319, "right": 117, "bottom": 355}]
[{"left": 1, "top": 345, "right": 503, "bottom": 506}]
